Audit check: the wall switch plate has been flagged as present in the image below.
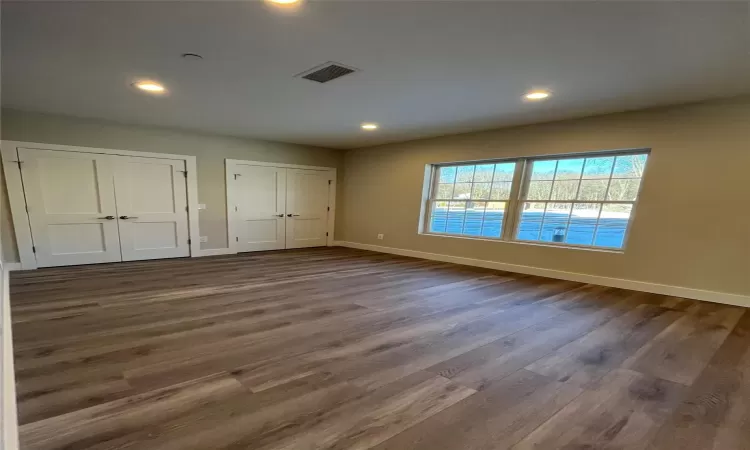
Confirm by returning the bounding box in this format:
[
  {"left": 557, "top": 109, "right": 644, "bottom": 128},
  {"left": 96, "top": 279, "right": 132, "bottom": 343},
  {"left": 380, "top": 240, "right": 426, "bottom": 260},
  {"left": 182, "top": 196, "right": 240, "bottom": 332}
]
[
  {"left": 199, "top": 236, "right": 208, "bottom": 243},
  {"left": 198, "top": 204, "right": 207, "bottom": 210},
  {"left": 377, "top": 234, "right": 384, "bottom": 240}
]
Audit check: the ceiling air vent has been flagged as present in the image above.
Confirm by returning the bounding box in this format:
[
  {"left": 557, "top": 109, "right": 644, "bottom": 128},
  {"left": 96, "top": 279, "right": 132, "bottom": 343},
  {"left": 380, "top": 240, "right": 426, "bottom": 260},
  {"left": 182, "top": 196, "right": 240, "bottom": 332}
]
[{"left": 296, "top": 62, "right": 359, "bottom": 83}]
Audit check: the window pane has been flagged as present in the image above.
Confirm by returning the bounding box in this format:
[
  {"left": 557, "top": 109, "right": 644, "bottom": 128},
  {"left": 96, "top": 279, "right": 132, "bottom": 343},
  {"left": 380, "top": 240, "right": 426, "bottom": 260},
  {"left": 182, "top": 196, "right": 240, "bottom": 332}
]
[
  {"left": 606, "top": 178, "right": 642, "bottom": 201},
  {"left": 481, "top": 201, "right": 506, "bottom": 237},
  {"left": 473, "top": 164, "right": 494, "bottom": 182},
  {"left": 436, "top": 183, "right": 454, "bottom": 199},
  {"left": 539, "top": 203, "right": 572, "bottom": 242},
  {"left": 550, "top": 180, "right": 579, "bottom": 201},
  {"left": 490, "top": 181, "right": 512, "bottom": 200},
  {"left": 530, "top": 160, "right": 557, "bottom": 180},
  {"left": 577, "top": 179, "right": 608, "bottom": 201},
  {"left": 453, "top": 183, "right": 472, "bottom": 199},
  {"left": 613, "top": 154, "right": 647, "bottom": 178},
  {"left": 555, "top": 158, "right": 585, "bottom": 180},
  {"left": 429, "top": 201, "right": 449, "bottom": 233},
  {"left": 471, "top": 183, "right": 491, "bottom": 200},
  {"left": 565, "top": 203, "right": 601, "bottom": 245},
  {"left": 456, "top": 166, "right": 475, "bottom": 183},
  {"left": 526, "top": 180, "right": 553, "bottom": 201},
  {"left": 516, "top": 202, "right": 546, "bottom": 241},
  {"left": 446, "top": 201, "right": 467, "bottom": 234},
  {"left": 594, "top": 203, "right": 633, "bottom": 248},
  {"left": 582, "top": 157, "right": 614, "bottom": 179},
  {"left": 438, "top": 166, "right": 457, "bottom": 183},
  {"left": 463, "top": 202, "right": 487, "bottom": 236},
  {"left": 494, "top": 163, "right": 516, "bottom": 181}
]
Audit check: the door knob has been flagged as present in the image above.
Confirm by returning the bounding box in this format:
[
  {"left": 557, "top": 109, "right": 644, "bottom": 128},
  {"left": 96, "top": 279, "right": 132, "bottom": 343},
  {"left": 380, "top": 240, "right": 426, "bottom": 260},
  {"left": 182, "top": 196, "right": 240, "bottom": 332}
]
[
  {"left": 119, "top": 216, "right": 139, "bottom": 220},
  {"left": 287, "top": 214, "right": 301, "bottom": 217},
  {"left": 98, "top": 215, "right": 116, "bottom": 220},
  {"left": 274, "top": 214, "right": 284, "bottom": 217}
]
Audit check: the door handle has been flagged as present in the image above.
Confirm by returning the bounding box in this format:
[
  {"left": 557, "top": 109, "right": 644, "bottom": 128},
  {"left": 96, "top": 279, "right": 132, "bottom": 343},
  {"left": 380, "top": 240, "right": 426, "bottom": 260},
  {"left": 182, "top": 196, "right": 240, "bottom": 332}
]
[
  {"left": 287, "top": 214, "right": 300, "bottom": 217},
  {"left": 274, "top": 214, "right": 284, "bottom": 217},
  {"left": 119, "top": 216, "right": 139, "bottom": 220},
  {"left": 98, "top": 215, "right": 116, "bottom": 220}
]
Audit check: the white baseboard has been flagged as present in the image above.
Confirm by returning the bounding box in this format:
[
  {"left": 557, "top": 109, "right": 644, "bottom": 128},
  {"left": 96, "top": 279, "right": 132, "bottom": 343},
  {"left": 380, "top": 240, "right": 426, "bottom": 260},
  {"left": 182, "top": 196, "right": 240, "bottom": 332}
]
[
  {"left": 195, "top": 248, "right": 236, "bottom": 257},
  {"left": 333, "top": 241, "right": 750, "bottom": 309},
  {"left": 0, "top": 263, "right": 22, "bottom": 272}
]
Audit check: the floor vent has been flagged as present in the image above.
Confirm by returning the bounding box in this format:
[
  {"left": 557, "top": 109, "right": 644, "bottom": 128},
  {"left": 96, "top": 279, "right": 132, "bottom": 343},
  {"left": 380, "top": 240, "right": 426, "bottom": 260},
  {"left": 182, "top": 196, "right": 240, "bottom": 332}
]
[{"left": 296, "top": 62, "right": 358, "bottom": 83}]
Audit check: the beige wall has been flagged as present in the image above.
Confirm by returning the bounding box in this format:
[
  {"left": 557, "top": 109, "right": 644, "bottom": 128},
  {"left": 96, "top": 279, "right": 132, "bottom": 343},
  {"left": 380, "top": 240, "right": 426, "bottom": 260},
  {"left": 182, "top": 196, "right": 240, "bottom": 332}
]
[
  {"left": 0, "top": 109, "right": 343, "bottom": 262},
  {"left": 340, "top": 97, "right": 750, "bottom": 296}
]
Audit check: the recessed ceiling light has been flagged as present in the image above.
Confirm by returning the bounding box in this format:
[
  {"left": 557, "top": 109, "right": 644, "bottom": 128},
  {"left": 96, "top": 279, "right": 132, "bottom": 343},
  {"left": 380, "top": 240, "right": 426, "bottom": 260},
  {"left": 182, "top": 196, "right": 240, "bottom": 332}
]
[
  {"left": 361, "top": 123, "right": 378, "bottom": 130},
  {"left": 266, "top": 0, "right": 301, "bottom": 4},
  {"left": 524, "top": 91, "right": 550, "bottom": 101},
  {"left": 133, "top": 81, "right": 166, "bottom": 94}
]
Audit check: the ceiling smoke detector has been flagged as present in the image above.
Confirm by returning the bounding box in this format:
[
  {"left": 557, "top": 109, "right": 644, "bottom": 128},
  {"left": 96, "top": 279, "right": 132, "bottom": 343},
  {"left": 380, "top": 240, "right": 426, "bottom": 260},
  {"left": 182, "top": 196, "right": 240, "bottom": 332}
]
[{"left": 295, "top": 62, "right": 359, "bottom": 84}]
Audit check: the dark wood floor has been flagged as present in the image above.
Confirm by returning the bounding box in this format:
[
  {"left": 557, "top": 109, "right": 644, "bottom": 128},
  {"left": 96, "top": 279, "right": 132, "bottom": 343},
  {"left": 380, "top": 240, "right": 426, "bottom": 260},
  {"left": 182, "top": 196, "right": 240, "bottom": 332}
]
[{"left": 9, "top": 247, "right": 750, "bottom": 450}]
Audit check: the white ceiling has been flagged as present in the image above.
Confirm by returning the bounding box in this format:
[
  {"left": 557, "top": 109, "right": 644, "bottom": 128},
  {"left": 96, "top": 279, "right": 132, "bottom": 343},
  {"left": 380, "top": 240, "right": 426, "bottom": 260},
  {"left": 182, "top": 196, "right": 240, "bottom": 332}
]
[{"left": 2, "top": 1, "right": 749, "bottom": 149}]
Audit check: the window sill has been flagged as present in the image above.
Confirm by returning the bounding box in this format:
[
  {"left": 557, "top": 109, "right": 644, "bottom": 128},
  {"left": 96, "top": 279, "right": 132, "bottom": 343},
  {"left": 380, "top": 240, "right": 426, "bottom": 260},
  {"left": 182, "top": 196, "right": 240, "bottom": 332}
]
[{"left": 419, "top": 232, "right": 625, "bottom": 254}]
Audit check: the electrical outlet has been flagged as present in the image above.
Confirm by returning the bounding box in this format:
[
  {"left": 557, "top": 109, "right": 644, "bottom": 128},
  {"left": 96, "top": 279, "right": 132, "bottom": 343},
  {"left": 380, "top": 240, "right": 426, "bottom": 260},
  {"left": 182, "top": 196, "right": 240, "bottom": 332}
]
[
  {"left": 199, "top": 236, "right": 208, "bottom": 243},
  {"left": 377, "top": 234, "right": 384, "bottom": 240}
]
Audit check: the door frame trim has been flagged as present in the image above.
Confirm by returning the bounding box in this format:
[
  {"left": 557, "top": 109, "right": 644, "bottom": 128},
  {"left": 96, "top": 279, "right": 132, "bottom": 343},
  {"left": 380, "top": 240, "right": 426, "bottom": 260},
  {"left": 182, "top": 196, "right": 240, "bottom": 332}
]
[
  {"left": 1, "top": 140, "right": 201, "bottom": 269},
  {"left": 225, "top": 159, "right": 337, "bottom": 254}
]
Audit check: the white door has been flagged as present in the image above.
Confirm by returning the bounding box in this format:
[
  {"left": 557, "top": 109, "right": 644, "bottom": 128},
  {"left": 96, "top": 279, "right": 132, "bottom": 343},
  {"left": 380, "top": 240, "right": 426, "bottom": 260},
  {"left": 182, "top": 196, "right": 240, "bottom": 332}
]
[
  {"left": 285, "top": 169, "right": 330, "bottom": 249},
  {"left": 114, "top": 156, "right": 190, "bottom": 261},
  {"left": 232, "top": 165, "right": 286, "bottom": 252},
  {"left": 18, "top": 148, "right": 122, "bottom": 267}
]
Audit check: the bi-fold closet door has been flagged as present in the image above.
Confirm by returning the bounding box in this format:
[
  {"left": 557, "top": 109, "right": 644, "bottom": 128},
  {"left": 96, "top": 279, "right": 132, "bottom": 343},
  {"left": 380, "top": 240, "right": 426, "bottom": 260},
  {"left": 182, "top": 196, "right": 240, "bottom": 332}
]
[
  {"left": 230, "top": 164, "right": 332, "bottom": 253},
  {"left": 19, "top": 148, "right": 190, "bottom": 267}
]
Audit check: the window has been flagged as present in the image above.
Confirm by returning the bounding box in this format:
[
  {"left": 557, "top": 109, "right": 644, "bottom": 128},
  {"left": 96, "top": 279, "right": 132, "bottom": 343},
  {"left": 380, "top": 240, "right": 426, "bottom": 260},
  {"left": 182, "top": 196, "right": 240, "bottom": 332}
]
[
  {"left": 428, "top": 161, "right": 518, "bottom": 238},
  {"left": 424, "top": 150, "right": 649, "bottom": 250}
]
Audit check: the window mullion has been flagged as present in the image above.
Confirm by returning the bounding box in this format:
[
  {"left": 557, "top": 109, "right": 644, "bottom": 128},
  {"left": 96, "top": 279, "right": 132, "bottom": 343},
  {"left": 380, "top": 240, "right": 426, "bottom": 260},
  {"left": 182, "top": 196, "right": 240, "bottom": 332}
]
[{"left": 502, "top": 159, "right": 526, "bottom": 241}]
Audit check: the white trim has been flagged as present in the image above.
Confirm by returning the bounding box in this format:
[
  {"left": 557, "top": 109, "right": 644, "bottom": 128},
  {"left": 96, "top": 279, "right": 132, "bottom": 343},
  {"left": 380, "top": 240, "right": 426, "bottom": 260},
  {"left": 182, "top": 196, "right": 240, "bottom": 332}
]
[
  {"left": 1, "top": 265, "right": 20, "bottom": 450},
  {"left": 0, "top": 140, "right": 202, "bottom": 269},
  {"left": 196, "top": 248, "right": 236, "bottom": 257},
  {"left": 0, "top": 263, "right": 22, "bottom": 272},
  {"left": 225, "top": 159, "right": 335, "bottom": 172},
  {"left": 333, "top": 241, "right": 750, "bottom": 309},
  {"left": 2, "top": 140, "right": 191, "bottom": 162},
  {"left": 1, "top": 146, "right": 37, "bottom": 270},
  {"left": 225, "top": 159, "right": 337, "bottom": 251}
]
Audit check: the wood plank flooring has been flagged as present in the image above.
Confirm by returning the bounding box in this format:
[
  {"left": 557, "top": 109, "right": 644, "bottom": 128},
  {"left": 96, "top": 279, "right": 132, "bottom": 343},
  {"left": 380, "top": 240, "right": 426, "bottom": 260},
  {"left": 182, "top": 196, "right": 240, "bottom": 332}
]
[{"left": 9, "top": 247, "right": 750, "bottom": 450}]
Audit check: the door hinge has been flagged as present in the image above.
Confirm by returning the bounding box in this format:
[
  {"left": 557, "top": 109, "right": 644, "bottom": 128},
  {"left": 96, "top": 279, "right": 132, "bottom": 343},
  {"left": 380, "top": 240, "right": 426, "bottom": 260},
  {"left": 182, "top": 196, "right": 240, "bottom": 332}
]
[
  {"left": 326, "top": 232, "right": 329, "bottom": 237},
  {"left": 182, "top": 171, "right": 188, "bottom": 178},
  {"left": 32, "top": 245, "right": 36, "bottom": 253},
  {"left": 186, "top": 206, "right": 189, "bottom": 212},
  {"left": 328, "top": 180, "right": 332, "bottom": 185},
  {"left": 10, "top": 160, "right": 23, "bottom": 169},
  {"left": 327, "top": 206, "right": 330, "bottom": 211},
  {"left": 188, "top": 238, "right": 192, "bottom": 244},
  {"left": 234, "top": 174, "right": 241, "bottom": 180}
]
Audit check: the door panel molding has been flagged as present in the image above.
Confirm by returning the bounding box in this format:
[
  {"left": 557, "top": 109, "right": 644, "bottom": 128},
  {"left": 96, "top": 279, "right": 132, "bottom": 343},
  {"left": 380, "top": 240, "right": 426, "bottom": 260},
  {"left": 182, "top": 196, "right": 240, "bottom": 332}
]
[
  {"left": 115, "top": 156, "right": 190, "bottom": 261},
  {"left": 17, "top": 148, "right": 122, "bottom": 267},
  {"left": 1, "top": 141, "right": 200, "bottom": 269},
  {"left": 226, "top": 159, "right": 337, "bottom": 254}
]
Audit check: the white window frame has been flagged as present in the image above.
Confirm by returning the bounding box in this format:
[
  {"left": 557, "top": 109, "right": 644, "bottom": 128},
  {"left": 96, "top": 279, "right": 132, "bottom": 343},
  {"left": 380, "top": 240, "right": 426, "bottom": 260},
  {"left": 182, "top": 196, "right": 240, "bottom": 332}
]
[{"left": 421, "top": 148, "right": 650, "bottom": 252}]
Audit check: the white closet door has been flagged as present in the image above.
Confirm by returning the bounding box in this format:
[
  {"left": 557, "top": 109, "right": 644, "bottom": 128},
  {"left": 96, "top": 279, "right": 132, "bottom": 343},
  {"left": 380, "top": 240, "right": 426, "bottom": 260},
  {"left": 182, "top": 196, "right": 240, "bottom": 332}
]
[
  {"left": 18, "top": 148, "right": 122, "bottom": 267},
  {"left": 285, "top": 169, "right": 330, "bottom": 249},
  {"left": 233, "top": 165, "right": 286, "bottom": 252},
  {"left": 114, "top": 156, "right": 190, "bottom": 261}
]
